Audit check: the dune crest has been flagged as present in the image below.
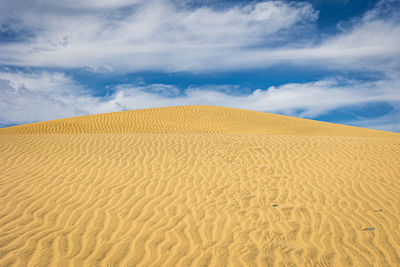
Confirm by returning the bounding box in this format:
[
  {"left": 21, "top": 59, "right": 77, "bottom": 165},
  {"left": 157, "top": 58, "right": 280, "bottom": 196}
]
[
  {"left": 1, "top": 106, "right": 399, "bottom": 266},
  {"left": 0, "top": 105, "right": 398, "bottom": 137}
]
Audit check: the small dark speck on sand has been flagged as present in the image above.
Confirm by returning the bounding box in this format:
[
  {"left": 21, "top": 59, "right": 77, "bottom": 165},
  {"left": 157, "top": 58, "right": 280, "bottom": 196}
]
[
  {"left": 363, "top": 227, "right": 375, "bottom": 231},
  {"left": 273, "top": 204, "right": 279, "bottom": 207}
]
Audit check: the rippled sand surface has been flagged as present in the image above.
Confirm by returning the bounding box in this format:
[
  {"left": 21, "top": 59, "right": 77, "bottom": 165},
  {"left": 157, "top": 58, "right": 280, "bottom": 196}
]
[{"left": 1, "top": 106, "right": 399, "bottom": 266}]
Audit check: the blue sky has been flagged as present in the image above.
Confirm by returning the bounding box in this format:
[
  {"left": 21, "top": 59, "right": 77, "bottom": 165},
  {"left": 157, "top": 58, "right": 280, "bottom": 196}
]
[{"left": 0, "top": 0, "right": 399, "bottom": 131}]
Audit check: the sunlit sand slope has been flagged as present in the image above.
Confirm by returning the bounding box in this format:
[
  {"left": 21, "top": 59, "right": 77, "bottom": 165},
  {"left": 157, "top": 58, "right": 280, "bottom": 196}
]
[
  {"left": 0, "top": 105, "right": 398, "bottom": 137},
  {"left": 0, "top": 106, "right": 399, "bottom": 266}
]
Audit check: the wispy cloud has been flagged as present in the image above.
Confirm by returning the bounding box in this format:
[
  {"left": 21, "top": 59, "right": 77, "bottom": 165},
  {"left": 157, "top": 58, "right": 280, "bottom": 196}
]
[
  {"left": 0, "top": 0, "right": 399, "bottom": 73},
  {"left": 0, "top": 75, "right": 85, "bottom": 126},
  {"left": 1, "top": 0, "right": 317, "bottom": 71}
]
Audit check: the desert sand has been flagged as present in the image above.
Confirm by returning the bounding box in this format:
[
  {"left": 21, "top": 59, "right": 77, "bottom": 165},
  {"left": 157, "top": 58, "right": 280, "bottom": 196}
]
[{"left": 0, "top": 105, "right": 399, "bottom": 266}]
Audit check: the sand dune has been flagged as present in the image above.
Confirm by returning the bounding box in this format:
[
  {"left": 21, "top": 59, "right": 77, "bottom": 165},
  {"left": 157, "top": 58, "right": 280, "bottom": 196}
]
[
  {"left": 0, "top": 105, "right": 399, "bottom": 266},
  {"left": 1, "top": 105, "right": 398, "bottom": 138}
]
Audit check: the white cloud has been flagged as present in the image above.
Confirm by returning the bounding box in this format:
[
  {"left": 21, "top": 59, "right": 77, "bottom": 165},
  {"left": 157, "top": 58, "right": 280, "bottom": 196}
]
[
  {"left": 0, "top": 78, "right": 85, "bottom": 126},
  {"left": 0, "top": 70, "right": 80, "bottom": 94},
  {"left": 1, "top": 70, "right": 399, "bottom": 131},
  {"left": 345, "top": 105, "right": 400, "bottom": 132},
  {"left": 0, "top": 0, "right": 142, "bottom": 13},
  {"left": 0, "top": 0, "right": 318, "bottom": 71},
  {"left": 0, "top": 0, "right": 399, "bottom": 73}
]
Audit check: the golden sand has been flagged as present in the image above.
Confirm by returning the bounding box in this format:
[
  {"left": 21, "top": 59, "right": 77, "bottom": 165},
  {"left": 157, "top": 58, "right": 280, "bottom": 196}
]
[{"left": 0, "top": 105, "right": 399, "bottom": 266}]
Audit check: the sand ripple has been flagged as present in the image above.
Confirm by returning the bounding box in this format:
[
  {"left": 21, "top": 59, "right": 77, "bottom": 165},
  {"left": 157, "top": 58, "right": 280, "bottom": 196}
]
[{"left": 1, "top": 106, "right": 399, "bottom": 266}]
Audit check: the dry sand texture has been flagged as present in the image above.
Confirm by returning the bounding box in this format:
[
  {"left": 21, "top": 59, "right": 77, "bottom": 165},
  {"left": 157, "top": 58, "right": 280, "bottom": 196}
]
[{"left": 0, "top": 105, "right": 400, "bottom": 266}]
